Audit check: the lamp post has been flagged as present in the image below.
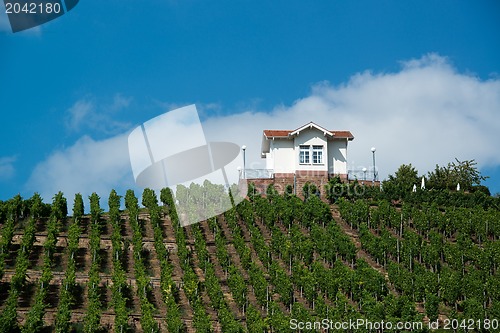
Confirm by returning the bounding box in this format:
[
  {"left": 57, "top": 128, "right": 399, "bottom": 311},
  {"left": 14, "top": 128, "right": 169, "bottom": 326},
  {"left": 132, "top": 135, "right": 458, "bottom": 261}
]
[
  {"left": 371, "top": 147, "right": 376, "bottom": 182},
  {"left": 362, "top": 167, "right": 367, "bottom": 181},
  {"left": 242, "top": 145, "right": 247, "bottom": 179}
]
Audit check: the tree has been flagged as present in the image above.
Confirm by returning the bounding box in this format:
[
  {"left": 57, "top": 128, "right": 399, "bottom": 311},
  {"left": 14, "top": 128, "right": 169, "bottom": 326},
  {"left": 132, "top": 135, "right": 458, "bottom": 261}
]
[
  {"left": 427, "top": 158, "right": 488, "bottom": 191},
  {"left": 381, "top": 164, "right": 419, "bottom": 200}
]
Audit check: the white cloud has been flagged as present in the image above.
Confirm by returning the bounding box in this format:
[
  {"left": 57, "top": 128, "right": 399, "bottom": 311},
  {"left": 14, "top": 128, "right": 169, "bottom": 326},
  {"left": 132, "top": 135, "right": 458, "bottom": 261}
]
[
  {"left": 203, "top": 53, "right": 500, "bottom": 180},
  {"left": 0, "top": 156, "right": 16, "bottom": 181},
  {"left": 65, "top": 94, "right": 132, "bottom": 134},
  {"left": 107, "top": 93, "right": 132, "bottom": 112},
  {"left": 65, "top": 99, "right": 93, "bottom": 131},
  {"left": 26, "top": 54, "right": 500, "bottom": 203},
  {"left": 154, "top": 100, "right": 223, "bottom": 120},
  {"left": 25, "top": 134, "right": 136, "bottom": 204}
]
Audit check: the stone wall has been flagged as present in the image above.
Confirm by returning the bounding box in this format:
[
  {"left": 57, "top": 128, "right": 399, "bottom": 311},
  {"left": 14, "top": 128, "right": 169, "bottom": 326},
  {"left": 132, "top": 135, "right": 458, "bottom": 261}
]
[
  {"left": 249, "top": 178, "right": 275, "bottom": 195},
  {"left": 294, "top": 170, "right": 329, "bottom": 197},
  {"left": 247, "top": 171, "right": 350, "bottom": 198},
  {"left": 273, "top": 173, "right": 294, "bottom": 194}
]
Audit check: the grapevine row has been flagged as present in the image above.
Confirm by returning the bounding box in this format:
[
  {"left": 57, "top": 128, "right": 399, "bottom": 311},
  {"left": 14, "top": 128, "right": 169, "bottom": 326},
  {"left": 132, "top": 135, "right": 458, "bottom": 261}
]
[
  {"left": 83, "top": 193, "right": 104, "bottom": 332},
  {"left": 339, "top": 197, "right": 500, "bottom": 321},
  {"left": 55, "top": 193, "right": 84, "bottom": 332},
  {"left": 160, "top": 187, "right": 213, "bottom": 332},
  {"left": 108, "top": 190, "right": 130, "bottom": 333},
  {"left": 142, "top": 188, "right": 184, "bottom": 332},
  {"left": 0, "top": 194, "right": 41, "bottom": 331},
  {"left": 124, "top": 190, "right": 158, "bottom": 332}
]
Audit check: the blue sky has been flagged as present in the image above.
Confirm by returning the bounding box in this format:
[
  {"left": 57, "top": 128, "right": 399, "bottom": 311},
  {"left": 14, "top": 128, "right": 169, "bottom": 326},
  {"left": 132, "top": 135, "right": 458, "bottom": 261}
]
[{"left": 0, "top": 0, "right": 499, "bottom": 202}]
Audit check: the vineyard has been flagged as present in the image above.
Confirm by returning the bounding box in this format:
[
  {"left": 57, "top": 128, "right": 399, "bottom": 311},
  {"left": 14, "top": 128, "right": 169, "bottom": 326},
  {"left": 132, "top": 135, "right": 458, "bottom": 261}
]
[{"left": 0, "top": 179, "right": 499, "bottom": 332}]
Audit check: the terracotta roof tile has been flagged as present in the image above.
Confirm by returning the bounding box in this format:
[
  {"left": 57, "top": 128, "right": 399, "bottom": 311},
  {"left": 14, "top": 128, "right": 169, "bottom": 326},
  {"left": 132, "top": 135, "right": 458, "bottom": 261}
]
[
  {"left": 263, "top": 130, "right": 291, "bottom": 137},
  {"left": 263, "top": 129, "right": 354, "bottom": 139},
  {"left": 330, "top": 130, "right": 355, "bottom": 139}
]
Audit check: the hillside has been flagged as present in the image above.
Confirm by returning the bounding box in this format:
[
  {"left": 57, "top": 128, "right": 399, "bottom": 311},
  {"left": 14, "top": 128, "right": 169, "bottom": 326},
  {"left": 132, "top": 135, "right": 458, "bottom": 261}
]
[{"left": 0, "top": 185, "right": 499, "bottom": 333}]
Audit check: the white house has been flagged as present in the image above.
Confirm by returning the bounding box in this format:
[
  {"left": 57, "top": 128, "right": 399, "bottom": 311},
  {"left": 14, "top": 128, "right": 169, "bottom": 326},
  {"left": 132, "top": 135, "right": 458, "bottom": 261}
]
[{"left": 260, "top": 122, "right": 354, "bottom": 180}]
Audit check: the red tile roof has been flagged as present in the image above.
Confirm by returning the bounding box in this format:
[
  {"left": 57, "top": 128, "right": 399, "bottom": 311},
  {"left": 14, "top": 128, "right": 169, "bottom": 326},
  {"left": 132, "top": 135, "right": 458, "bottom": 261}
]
[
  {"left": 263, "top": 129, "right": 354, "bottom": 139},
  {"left": 263, "top": 130, "right": 291, "bottom": 137},
  {"left": 329, "top": 130, "right": 355, "bottom": 139}
]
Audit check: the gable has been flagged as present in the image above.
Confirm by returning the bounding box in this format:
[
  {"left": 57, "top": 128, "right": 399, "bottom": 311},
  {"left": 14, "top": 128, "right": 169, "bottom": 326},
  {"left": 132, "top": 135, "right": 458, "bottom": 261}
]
[
  {"left": 293, "top": 127, "right": 328, "bottom": 146},
  {"left": 261, "top": 122, "right": 354, "bottom": 157}
]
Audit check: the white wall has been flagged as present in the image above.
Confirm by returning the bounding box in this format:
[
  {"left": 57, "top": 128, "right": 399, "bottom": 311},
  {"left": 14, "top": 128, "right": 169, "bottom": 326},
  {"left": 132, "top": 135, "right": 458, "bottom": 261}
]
[
  {"left": 328, "top": 139, "right": 348, "bottom": 174},
  {"left": 293, "top": 128, "right": 328, "bottom": 172},
  {"left": 270, "top": 139, "right": 294, "bottom": 173},
  {"left": 265, "top": 152, "right": 274, "bottom": 170},
  {"left": 265, "top": 128, "right": 349, "bottom": 175}
]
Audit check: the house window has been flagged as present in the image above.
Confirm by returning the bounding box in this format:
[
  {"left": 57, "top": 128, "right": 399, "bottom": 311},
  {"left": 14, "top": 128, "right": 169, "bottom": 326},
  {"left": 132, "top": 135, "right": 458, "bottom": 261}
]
[
  {"left": 299, "top": 145, "right": 324, "bottom": 164},
  {"left": 312, "top": 145, "right": 323, "bottom": 164},
  {"left": 299, "top": 145, "right": 310, "bottom": 164}
]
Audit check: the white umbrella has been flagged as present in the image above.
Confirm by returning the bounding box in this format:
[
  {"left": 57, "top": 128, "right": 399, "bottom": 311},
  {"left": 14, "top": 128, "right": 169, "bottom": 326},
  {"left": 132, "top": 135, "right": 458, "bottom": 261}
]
[
  {"left": 412, "top": 184, "right": 417, "bottom": 192},
  {"left": 457, "top": 183, "right": 460, "bottom": 191},
  {"left": 421, "top": 177, "right": 425, "bottom": 190}
]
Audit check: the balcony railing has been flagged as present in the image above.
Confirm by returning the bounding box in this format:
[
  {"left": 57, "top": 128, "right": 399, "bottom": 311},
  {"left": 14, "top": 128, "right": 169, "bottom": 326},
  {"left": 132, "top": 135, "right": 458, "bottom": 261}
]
[
  {"left": 243, "top": 169, "right": 274, "bottom": 179},
  {"left": 348, "top": 168, "right": 378, "bottom": 182},
  {"left": 241, "top": 168, "right": 378, "bottom": 181}
]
